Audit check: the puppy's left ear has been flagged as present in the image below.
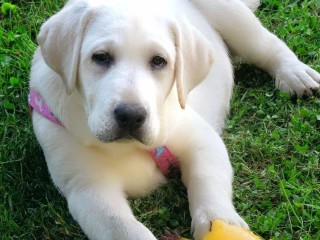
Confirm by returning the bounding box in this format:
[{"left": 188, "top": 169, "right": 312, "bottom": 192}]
[{"left": 171, "top": 19, "right": 214, "bottom": 109}]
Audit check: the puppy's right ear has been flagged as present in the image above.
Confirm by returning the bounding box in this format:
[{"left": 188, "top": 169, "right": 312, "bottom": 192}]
[{"left": 37, "top": 2, "right": 91, "bottom": 94}]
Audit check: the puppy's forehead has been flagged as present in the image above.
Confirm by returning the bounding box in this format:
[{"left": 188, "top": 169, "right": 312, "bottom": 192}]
[
  {"left": 87, "top": 11, "right": 171, "bottom": 39},
  {"left": 83, "top": 1, "right": 175, "bottom": 52},
  {"left": 86, "top": 0, "right": 173, "bottom": 15}
]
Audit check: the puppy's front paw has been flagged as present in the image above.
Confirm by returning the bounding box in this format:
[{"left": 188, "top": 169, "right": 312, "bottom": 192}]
[
  {"left": 191, "top": 207, "right": 248, "bottom": 240},
  {"left": 275, "top": 61, "right": 320, "bottom": 97}
]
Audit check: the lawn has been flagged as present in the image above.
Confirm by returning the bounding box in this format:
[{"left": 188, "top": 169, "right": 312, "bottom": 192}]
[{"left": 0, "top": 0, "right": 319, "bottom": 239}]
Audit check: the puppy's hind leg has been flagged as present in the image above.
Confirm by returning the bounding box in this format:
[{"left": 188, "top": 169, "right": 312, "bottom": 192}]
[
  {"left": 191, "top": 0, "right": 320, "bottom": 96},
  {"left": 238, "top": 0, "right": 260, "bottom": 12}
]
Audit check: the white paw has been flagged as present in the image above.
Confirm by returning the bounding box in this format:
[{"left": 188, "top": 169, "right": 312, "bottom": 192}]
[
  {"left": 275, "top": 61, "right": 320, "bottom": 97},
  {"left": 191, "top": 207, "right": 248, "bottom": 240}
]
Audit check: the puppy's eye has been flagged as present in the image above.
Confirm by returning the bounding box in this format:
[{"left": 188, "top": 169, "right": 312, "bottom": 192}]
[
  {"left": 150, "top": 56, "right": 167, "bottom": 70},
  {"left": 92, "top": 52, "right": 114, "bottom": 67}
]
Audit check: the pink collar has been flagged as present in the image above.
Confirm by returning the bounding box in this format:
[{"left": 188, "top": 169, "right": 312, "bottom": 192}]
[
  {"left": 28, "top": 89, "right": 178, "bottom": 176},
  {"left": 29, "top": 90, "right": 63, "bottom": 126}
]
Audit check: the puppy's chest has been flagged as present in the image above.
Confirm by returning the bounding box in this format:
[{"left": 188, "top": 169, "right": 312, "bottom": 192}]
[{"left": 101, "top": 148, "right": 167, "bottom": 197}]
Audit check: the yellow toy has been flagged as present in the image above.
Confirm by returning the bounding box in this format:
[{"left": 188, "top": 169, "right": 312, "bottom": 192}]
[
  {"left": 162, "top": 220, "right": 263, "bottom": 240},
  {"left": 203, "top": 220, "right": 263, "bottom": 240}
]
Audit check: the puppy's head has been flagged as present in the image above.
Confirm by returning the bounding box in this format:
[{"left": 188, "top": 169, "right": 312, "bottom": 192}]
[{"left": 38, "top": 0, "right": 213, "bottom": 146}]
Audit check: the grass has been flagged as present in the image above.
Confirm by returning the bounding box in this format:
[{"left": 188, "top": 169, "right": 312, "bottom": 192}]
[{"left": 0, "top": 0, "right": 319, "bottom": 239}]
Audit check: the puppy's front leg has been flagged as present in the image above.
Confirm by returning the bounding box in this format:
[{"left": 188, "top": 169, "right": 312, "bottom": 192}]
[
  {"left": 67, "top": 185, "right": 157, "bottom": 240},
  {"left": 167, "top": 110, "right": 247, "bottom": 240},
  {"left": 33, "top": 118, "right": 157, "bottom": 240},
  {"left": 191, "top": 0, "right": 320, "bottom": 95}
]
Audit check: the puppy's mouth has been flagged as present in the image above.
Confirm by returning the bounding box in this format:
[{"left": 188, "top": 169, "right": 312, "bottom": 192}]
[
  {"left": 96, "top": 130, "right": 147, "bottom": 145},
  {"left": 114, "top": 132, "right": 143, "bottom": 143}
]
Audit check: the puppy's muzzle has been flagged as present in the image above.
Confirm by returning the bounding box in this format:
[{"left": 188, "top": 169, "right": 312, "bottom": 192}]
[{"left": 114, "top": 103, "right": 147, "bottom": 132}]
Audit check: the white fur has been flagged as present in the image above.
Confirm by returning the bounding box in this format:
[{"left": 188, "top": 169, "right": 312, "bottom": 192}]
[{"left": 30, "top": 0, "right": 320, "bottom": 239}]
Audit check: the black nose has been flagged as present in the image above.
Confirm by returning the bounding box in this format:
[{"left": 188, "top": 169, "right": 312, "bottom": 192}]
[{"left": 114, "top": 104, "right": 147, "bottom": 131}]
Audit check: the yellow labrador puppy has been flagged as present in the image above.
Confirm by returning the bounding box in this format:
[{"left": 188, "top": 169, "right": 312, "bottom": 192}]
[{"left": 29, "top": 0, "right": 319, "bottom": 239}]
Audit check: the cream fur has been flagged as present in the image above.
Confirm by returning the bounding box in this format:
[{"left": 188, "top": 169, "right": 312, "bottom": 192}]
[{"left": 30, "top": 0, "right": 320, "bottom": 239}]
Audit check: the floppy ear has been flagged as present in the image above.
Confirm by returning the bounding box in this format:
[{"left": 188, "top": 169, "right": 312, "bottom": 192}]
[
  {"left": 171, "top": 20, "right": 214, "bottom": 109},
  {"left": 37, "top": 2, "right": 91, "bottom": 94}
]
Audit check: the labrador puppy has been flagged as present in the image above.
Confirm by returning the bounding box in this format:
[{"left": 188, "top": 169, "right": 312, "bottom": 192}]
[{"left": 29, "top": 0, "right": 320, "bottom": 239}]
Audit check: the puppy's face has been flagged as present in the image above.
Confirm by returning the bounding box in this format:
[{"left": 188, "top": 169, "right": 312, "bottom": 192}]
[
  {"left": 78, "top": 9, "right": 176, "bottom": 145},
  {"left": 38, "top": 0, "right": 213, "bottom": 146}
]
